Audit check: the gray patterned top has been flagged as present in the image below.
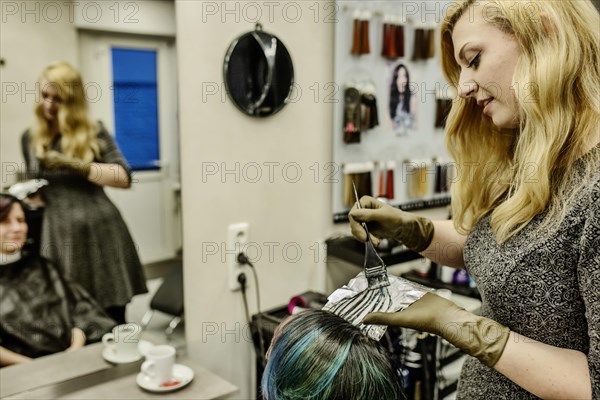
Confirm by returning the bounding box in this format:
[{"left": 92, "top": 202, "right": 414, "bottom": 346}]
[{"left": 457, "top": 150, "right": 600, "bottom": 399}]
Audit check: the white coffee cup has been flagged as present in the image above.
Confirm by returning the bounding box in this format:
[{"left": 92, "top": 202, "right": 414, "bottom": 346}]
[
  {"left": 102, "top": 323, "right": 142, "bottom": 358},
  {"left": 141, "top": 345, "right": 176, "bottom": 385}
]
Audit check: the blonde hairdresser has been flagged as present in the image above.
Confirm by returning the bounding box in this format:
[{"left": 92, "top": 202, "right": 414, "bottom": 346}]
[{"left": 351, "top": 1, "right": 600, "bottom": 398}]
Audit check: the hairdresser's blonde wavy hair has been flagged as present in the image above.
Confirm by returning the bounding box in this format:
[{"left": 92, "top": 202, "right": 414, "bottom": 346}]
[
  {"left": 31, "top": 62, "right": 100, "bottom": 163},
  {"left": 441, "top": 0, "right": 600, "bottom": 243}
]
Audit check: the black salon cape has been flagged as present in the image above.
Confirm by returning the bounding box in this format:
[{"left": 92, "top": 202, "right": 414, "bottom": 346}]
[{"left": 0, "top": 254, "right": 115, "bottom": 358}]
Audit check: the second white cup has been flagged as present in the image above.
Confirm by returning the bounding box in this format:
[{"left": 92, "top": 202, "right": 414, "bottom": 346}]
[{"left": 141, "top": 345, "right": 176, "bottom": 385}]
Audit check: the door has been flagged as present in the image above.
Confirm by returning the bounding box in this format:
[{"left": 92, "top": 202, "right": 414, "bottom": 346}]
[{"left": 78, "top": 31, "right": 181, "bottom": 264}]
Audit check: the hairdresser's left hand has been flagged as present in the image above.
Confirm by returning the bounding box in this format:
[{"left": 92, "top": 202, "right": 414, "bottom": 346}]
[
  {"left": 40, "top": 150, "right": 91, "bottom": 179},
  {"left": 363, "top": 292, "right": 510, "bottom": 367}
]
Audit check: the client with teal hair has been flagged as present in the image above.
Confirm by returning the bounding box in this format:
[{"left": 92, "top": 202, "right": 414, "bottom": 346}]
[{"left": 261, "top": 309, "right": 404, "bottom": 400}]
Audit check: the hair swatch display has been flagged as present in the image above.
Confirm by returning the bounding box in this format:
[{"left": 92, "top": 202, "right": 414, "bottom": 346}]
[
  {"left": 412, "top": 28, "right": 436, "bottom": 61},
  {"left": 344, "top": 82, "right": 380, "bottom": 143},
  {"left": 343, "top": 172, "right": 373, "bottom": 208},
  {"left": 343, "top": 87, "right": 362, "bottom": 143},
  {"left": 342, "top": 162, "right": 374, "bottom": 208},
  {"left": 408, "top": 164, "right": 430, "bottom": 198},
  {"left": 381, "top": 16, "right": 404, "bottom": 59},
  {"left": 386, "top": 167, "right": 395, "bottom": 199},
  {"left": 381, "top": 17, "right": 396, "bottom": 58},
  {"left": 350, "top": 11, "right": 371, "bottom": 56},
  {"left": 360, "top": 18, "right": 370, "bottom": 54},
  {"left": 434, "top": 163, "right": 450, "bottom": 193},
  {"left": 378, "top": 169, "right": 386, "bottom": 197},
  {"left": 377, "top": 161, "right": 396, "bottom": 200},
  {"left": 360, "top": 92, "right": 379, "bottom": 131},
  {"left": 333, "top": 4, "right": 451, "bottom": 220},
  {"left": 427, "top": 27, "right": 436, "bottom": 58},
  {"left": 411, "top": 28, "right": 425, "bottom": 60},
  {"left": 343, "top": 173, "right": 355, "bottom": 207}
]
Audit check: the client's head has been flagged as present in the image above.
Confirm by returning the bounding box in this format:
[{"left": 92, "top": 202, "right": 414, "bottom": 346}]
[
  {"left": 0, "top": 194, "right": 28, "bottom": 255},
  {"left": 261, "top": 309, "right": 404, "bottom": 400}
]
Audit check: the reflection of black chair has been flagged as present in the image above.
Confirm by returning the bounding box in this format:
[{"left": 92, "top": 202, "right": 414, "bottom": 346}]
[{"left": 140, "top": 264, "right": 184, "bottom": 336}]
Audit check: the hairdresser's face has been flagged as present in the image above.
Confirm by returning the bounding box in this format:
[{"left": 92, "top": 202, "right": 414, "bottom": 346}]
[
  {"left": 452, "top": 4, "right": 521, "bottom": 129},
  {"left": 0, "top": 203, "right": 28, "bottom": 255},
  {"left": 40, "top": 80, "right": 62, "bottom": 121}
]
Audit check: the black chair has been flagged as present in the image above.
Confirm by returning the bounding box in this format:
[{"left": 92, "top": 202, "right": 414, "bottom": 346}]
[{"left": 140, "top": 263, "right": 184, "bottom": 336}]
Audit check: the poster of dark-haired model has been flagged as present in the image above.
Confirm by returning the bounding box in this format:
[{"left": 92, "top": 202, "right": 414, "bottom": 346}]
[{"left": 389, "top": 63, "right": 418, "bottom": 135}]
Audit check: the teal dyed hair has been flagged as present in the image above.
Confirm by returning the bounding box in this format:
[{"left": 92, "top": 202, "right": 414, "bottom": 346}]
[{"left": 261, "top": 309, "right": 404, "bottom": 400}]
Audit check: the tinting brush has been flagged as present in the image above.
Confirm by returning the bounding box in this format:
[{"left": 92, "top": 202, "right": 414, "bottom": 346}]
[{"left": 322, "top": 182, "right": 433, "bottom": 340}]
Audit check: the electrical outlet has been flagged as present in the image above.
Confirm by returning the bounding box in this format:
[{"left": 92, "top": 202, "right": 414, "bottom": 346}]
[{"left": 227, "top": 222, "right": 250, "bottom": 291}]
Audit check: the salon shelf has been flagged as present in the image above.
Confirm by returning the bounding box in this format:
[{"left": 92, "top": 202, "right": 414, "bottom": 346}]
[
  {"left": 332, "top": 196, "right": 451, "bottom": 223},
  {"left": 325, "top": 236, "right": 480, "bottom": 300},
  {"left": 401, "top": 270, "right": 481, "bottom": 300},
  {"left": 438, "top": 346, "right": 464, "bottom": 368},
  {"left": 326, "top": 236, "right": 423, "bottom": 266},
  {"left": 439, "top": 382, "right": 459, "bottom": 399}
]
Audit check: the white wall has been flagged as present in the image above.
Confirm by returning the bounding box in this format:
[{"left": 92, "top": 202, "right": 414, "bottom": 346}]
[
  {"left": 73, "top": 0, "right": 176, "bottom": 36},
  {"left": 0, "top": 0, "right": 78, "bottom": 187},
  {"left": 175, "top": 1, "right": 339, "bottom": 397}
]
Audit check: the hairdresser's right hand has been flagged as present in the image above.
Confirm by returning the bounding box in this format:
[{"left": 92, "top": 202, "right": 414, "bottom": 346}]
[
  {"left": 349, "top": 196, "right": 434, "bottom": 252},
  {"left": 40, "top": 151, "right": 91, "bottom": 179}
]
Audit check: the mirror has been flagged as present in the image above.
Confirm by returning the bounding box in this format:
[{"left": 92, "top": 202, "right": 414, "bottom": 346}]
[{"left": 223, "top": 23, "right": 294, "bottom": 117}]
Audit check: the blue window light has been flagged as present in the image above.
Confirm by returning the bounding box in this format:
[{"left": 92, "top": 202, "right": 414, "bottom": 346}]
[{"left": 111, "top": 48, "right": 160, "bottom": 171}]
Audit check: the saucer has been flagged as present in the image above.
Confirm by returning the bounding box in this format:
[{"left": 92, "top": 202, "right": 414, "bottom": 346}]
[
  {"left": 102, "top": 340, "right": 154, "bottom": 364},
  {"left": 136, "top": 364, "right": 194, "bottom": 393}
]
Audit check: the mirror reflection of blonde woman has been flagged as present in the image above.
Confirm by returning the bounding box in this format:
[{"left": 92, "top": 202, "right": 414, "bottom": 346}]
[{"left": 21, "top": 62, "right": 147, "bottom": 324}]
